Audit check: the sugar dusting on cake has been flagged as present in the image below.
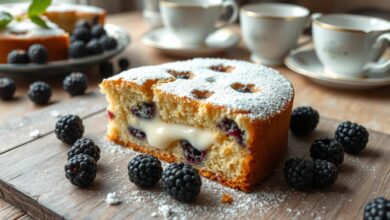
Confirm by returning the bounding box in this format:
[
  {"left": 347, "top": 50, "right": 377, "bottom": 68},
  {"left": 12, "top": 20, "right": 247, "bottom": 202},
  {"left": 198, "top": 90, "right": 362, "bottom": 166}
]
[{"left": 107, "top": 58, "right": 294, "bottom": 119}]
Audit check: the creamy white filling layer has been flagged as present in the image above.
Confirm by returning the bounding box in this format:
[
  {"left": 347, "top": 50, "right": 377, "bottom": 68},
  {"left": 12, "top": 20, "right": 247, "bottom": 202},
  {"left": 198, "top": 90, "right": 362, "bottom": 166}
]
[{"left": 133, "top": 116, "right": 215, "bottom": 151}]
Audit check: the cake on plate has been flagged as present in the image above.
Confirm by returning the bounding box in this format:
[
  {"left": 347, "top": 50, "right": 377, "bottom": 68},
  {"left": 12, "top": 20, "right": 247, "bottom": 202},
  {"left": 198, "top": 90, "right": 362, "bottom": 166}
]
[{"left": 100, "top": 58, "right": 294, "bottom": 191}]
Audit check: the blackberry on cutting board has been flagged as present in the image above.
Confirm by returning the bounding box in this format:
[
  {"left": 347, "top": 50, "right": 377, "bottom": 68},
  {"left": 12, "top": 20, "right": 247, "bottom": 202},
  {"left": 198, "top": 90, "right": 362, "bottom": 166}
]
[
  {"left": 364, "top": 197, "right": 390, "bottom": 220},
  {"left": 312, "top": 160, "right": 338, "bottom": 188},
  {"left": 7, "top": 50, "right": 29, "bottom": 64},
  {"left": 28, "top": 81, "right": 52, "bottom": 105},
  {"left": 127, "top": 154, "right": 162, "bottom": 188},
  {"left": 68, "top": 138, "right": 100, "bottom": 161},
  {"left": 0, "top": 77, "right": 16, "bottom": 100},
  {"left": 162, "top": 163, "right": 202, "bottom": 202},
  {"left": 284, "top": 158, "right": 314, "bottom": 191},
  {"left": 27, "top": 44, "right": 48, "bottom": 64},
  {"left": 65, "top": 154, "right": 97, "bottom": 187},
  {"left": 290, "top": 106, "right": 319, "bottom": 136},
  {"left": 86, "top": 39, "right": 104, "bottom": 55},
  {"left": 69, "top": 41, "right": 88, "bottom": 58},
  {"left": 55, "top": 114, "right": 84, "bottom": 144},
  {"left": 310, "top": 138, "right": 344, "bottom": 166},
  {"left": 335, "top": 121, "right": 369, "bottom": 154},
  {"left": 72, "top": 26, "right": 91, "bottom": 43},
  {"left": 63, "top": 72, "right": 88, "bottom": 96}
]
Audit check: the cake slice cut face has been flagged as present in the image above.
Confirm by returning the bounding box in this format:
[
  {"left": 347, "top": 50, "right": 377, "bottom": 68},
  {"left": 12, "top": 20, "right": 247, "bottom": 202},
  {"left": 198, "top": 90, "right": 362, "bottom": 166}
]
[{"left": 100, "top": 58, "right": 294, "bottom": 191}]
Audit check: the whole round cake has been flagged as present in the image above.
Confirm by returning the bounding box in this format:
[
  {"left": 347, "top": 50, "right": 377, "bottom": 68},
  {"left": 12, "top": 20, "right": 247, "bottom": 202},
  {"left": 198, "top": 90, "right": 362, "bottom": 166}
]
[{"left": 100, "top": 58, "right": 294, "bottom": 191}]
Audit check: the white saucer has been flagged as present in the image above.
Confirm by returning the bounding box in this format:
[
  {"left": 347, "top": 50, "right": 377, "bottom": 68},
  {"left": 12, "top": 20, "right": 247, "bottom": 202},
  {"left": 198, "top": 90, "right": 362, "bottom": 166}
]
[
  {"left": 141, "top": 28, "right": 240, "bottom": 58},
  {"left": 285, "top": 48, "right": 390, "bottom": 89}
]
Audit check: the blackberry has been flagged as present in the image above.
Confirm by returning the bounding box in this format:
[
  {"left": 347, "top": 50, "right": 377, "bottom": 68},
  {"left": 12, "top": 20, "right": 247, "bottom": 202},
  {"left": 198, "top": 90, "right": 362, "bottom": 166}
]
[
  {"left": 99, "top": 36, "right": 117, "bottom": 50},
  {"left": 118, "top": 58, "right": 130, "bottom": 71},
  {"left": 72, "top": 27, "right": 91, "bottom": 43},
  {"left": 91, "top": 24, "right": 106, "bottom": 39},
  {"left": 127, "top": 154, "right": 162, "bottom": 188},
  {"left": 310, "top": 138, "right": 344, "bottom": 166},
  {"left": 335, "top": 121, "right": 369, "bottom": 154},
  {"left": 0, "top": 77, "right": 16, "bottom": 100},
  {"left": 27, "top": 44, "right": 48, "bottom": 64},
  {"left": 7, "top": 50, "right": 29, "bottom": 64},
  {"left": 284, "top": 158, "right": 313, "bottom": 190},
  {"left": 312, "top": 160, "right": 338, "bottom": 188},
  {"left": 131, "top": 102, "right": 156, "bottom": 119},
  {"left": 86, "top": 39, "right": 104, "bottom": 55},
  {"left": 55, "top": 114, "right": 84, "bottom": 144},
  {"left": 63, "top": 72, "right": 88, "bottom": 96},
  {"left": 65, "top": 154, "right": 97, "bottom": 187},
  {"left": 290, "top": 106, "right": 319, "bottom": 136},
  {"left": 75, "top": 19, "right": 91, "bottom": 30},
  {"left": 28, "top": 81, "right": 51, "bottom": 105},
  {"left": 69, "top": 41, "right": 88, "bottom": 58},
  {"left": 364, "top": 197, "right": 390, "bottom": 220},
  {"left": 68, "top": 138, "right": 100, "bottom": 161},
  {"left": 162, "top": 163, "right": 202, "bottom": 202},
  {"left": 181, "top": 140, "right": 207, "bottom": 164},
  {"left": 217, "top": 118, "right": 245, "bottom": 146},
  {"left": 128, "top": 126, "right": 146, "bottom": 140},
  {"left": 99, "top": 61, "right": 114, "bottom": 78}
]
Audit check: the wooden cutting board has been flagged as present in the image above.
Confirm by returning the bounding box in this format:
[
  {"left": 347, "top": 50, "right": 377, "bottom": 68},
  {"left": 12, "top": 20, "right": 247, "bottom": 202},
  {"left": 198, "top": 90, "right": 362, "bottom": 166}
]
[{"left": 0, "top": 91, "right": 389, "bottom": 220}]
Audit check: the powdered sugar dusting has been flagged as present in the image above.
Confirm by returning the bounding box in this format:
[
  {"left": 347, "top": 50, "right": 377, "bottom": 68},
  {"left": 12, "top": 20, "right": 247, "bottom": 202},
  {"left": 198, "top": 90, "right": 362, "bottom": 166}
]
[{"left": 107, "top": 58, "right": 294, "bottom": 119}]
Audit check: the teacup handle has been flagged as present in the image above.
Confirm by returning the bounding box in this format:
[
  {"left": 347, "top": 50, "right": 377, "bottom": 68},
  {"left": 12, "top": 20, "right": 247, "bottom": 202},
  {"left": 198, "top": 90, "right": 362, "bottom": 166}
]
[
  {"left": 214, "top": 0, "right": 239, "bottom": 31},
  {"left": 365, "top": 33, "right": 390, "bottom": 74}
]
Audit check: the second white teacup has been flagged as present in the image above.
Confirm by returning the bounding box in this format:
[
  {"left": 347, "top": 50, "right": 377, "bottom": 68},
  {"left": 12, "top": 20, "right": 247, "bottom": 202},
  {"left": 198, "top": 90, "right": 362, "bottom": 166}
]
[
  {"left": 312, "top": 14, "right": 390, "bottom": 78},
  {"left": 240, "top": 3, "right": 309, "bottom": 65},
  {"left": 160, "top": 0, "right": 239, "bottom": 46}
]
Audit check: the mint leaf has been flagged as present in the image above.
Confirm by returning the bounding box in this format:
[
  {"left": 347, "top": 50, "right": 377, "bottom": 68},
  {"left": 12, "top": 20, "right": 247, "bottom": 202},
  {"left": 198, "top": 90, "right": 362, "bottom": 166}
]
[
  {"left": 0, "top": 11, "right": 13, "bottom": 29},
  {"left": 29, "top": 15, "right": 49, "bottom": 28},
  {"left": 28, "top": 0, "right": 52, "bottom": 16}
]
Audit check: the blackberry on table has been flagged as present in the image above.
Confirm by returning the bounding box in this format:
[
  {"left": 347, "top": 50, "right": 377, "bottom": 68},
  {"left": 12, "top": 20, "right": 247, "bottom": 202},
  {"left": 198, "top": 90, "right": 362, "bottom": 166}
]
[
  {"left": 99, "top": 61, "right": 114, "bottom": 78},
  {"left": 162, "top": 163, "right": 202, "bottom": 202},
  {"left": 28, "top": 81, "right": 51, "bottom": 105},
  {"left": 364, "top": 197, "right": 390, "bottom": 220},
  {"left": 7, "top": 50, "right": 29, "bottom": 64},
  {"left": 284, "top": 158, "right": 314, "bottom": 191},
  {"left": 310, "top": 138, "right": 344, "bottom": 166},
  {"left": 69, "top": 41, "right": 88, "bottom": 58},
  {"left": 68, "top": 138, "right": 100, "bottom": 161},
  {"left": 99, "top": 36, "right": 117, "bottom": 50},
  {"left": 65, "top": 154, "right": 97, "bottom": 187},
  {"left": 127, "top": 154, "right": 162, "bottom": 188},
  {"left": 312, "top": 160, "right": 338, "bottom": 188},
  {"left": 63, "top": 72, "right": 88, "bottom": 96},
  {"left": 118, "top": 58, "right": 130, "bottom": 71},
  {"left": 55, "top": 114, "right": 84, "bottom": 144},
  {"left": 72, "top": 27, "right": 91, "bottom": 43},
  {"left": 290, "top": 106, "right": 319, "bottom": 136},
  {"left": 91, "top": 24, "right": 106, "bottom": 39},
  {"left": 0, "top": 77, "right": 16, "bottom": 100},
  {"left": 335, "top": 121, "right": 369, "bottom": 154},
  {"left": 27, "top": 44, "right": 48, "bottom": 64},
  {"left": 86, "top": 39, "right": 104, "bottom": 55}
]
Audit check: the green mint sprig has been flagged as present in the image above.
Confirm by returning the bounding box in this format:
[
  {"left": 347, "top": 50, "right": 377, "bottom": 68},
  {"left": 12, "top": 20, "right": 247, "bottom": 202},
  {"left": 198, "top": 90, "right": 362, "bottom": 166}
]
[
  {"left": 28, "top": 0, "right": 52, "bottom": 28},
  {"left": 0, "top": 11, "right": 13, "bottom": 29}
]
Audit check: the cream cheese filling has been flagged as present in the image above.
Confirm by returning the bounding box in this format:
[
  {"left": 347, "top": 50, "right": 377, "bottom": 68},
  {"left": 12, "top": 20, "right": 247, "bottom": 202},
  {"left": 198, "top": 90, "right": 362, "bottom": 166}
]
[{"left": 133, "top": 116, "right": 215, "bottom": 151}]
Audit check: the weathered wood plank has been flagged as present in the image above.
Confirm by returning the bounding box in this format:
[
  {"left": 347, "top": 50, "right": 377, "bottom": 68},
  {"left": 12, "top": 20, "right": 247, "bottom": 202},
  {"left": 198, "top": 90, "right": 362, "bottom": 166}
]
[{"left": 0, "top": 111, "right": 388, "bottom": 219}]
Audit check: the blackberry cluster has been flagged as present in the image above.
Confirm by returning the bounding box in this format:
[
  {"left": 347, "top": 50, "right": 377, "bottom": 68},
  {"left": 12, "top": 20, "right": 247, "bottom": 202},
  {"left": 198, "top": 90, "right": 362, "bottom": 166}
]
[
  {"left": 72, "top": 27, "right": 91, "bottom": 43},
  {"left": 0, "top": 77, "right": 16, "bottom": 100},
  {"left": 162, "top": 163, "right": 202, "bottom": 202},
  {"left": 86, "top": 39, "right": 104, "bottom": 55},
  {"left": 91, "top": 24, "right": 106, "bottom": 39},
  {"left": 69, "top": 41, "right": 88, "bottom": 58},
  {"left": 55, "top": 114, "right": 84, "bottom": 144},
  {"left": 335, "top": 121, "right": 369, "bottom": 154},
  {"left": 28, "top": 81, "right": 52, "bottom": 105},
  {"left": 68, "top": 138, "right": 101, "bottom": 161},
  {"left": 364, "top": 197, "right": 390, "bottom": 220},
  {"left": 310, "top": 138, "right": 344, "bottom": 166},
  {"left": 127, "top": 154, "right": 162, "bottom": 188},
  {"left": 27, "top": 44, "right": 48, "bottom": 64},
  {"left": 7, "top": 50, "right": 29, "bottom": 64},
  {"left": 99, "top": 61, "right": 114, "bottom": 78},
  {"left": 65, "top": 154, "right": 97, "bottom": 187},
  {"left": 63, "top": 72, "right": 88, "bottom": 96},
  {"left": 290, "top": 106, "right": 319, "bottom": 136},
  {"left": 99, "top": 36, "right": 118, "bottom": 50}
]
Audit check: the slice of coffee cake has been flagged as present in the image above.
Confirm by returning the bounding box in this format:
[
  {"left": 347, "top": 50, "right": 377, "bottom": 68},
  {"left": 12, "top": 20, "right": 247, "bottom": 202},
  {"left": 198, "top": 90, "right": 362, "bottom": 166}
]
[{"left": 100, "top": 58, "right": 294, "bottom": 191}]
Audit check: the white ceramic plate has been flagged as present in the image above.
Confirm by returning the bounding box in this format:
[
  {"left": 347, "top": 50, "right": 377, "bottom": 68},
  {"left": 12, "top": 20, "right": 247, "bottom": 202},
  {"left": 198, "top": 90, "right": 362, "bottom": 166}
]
[
  {"left": 141, "top": 28, "right": 240, "bottom": 58},
  {"left": 0, "top": 24, "right": 130, "bottom": 77},
  {"left": 285, "top": 47, "right": 390, "bottom": 89}
]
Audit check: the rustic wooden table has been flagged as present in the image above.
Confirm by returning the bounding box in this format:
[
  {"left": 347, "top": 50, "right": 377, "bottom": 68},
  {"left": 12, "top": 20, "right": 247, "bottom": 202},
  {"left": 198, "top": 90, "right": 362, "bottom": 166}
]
[{"left": 0, "top": 12, "right": 389, "bottom": 219}]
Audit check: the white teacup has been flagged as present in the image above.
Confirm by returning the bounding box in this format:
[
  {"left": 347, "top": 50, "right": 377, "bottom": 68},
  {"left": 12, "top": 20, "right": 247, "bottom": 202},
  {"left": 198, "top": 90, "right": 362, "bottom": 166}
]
[
  {"left": 312, "top": 14, "right": 390, "bottom": 78},
  {"left": 160, "top": 0, "right": 239, "bottom": 46},
  {"left": 240, "top": 3, "right": 309, "bottom": 65}
]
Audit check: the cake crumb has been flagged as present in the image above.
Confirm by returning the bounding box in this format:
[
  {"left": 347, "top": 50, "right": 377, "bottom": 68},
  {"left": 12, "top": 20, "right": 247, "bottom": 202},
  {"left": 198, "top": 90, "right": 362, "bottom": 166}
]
[
  {"left": 105, "top": 192, "right": 121, "bottom": 205},
  {"left": 29, "top": 129, "right": 41, "bottom": 138},
  {"left": 221, "top": 193, "right": 234, "bottom": 204}
]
